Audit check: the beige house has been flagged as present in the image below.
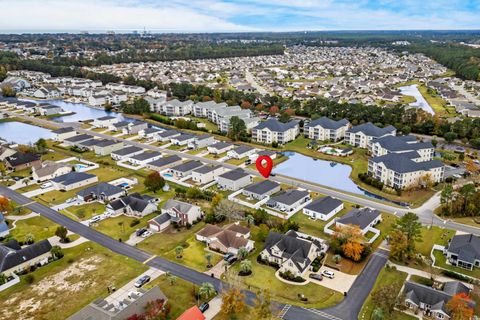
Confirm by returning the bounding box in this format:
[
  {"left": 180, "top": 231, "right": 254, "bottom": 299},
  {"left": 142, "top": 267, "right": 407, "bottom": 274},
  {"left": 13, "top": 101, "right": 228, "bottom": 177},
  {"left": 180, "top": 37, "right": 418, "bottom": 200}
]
[
  {"left": 0, "top": 239, "right": 52, "bottom": 277},
  {"left": 196, "top": 223, "right": 254, "bottom": 255},
  {"left": 93, "top": 140, "right": 124, "bottom": 156},
  {"left": 32, "top": 161, "right": 72, "bottom": 182}
]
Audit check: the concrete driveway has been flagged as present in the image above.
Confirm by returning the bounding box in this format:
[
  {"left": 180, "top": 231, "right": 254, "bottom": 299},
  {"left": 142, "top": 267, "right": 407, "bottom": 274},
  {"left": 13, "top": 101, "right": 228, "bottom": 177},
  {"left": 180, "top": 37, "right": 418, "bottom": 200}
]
[{"left": 308, "top": 267, "right": 357, "bottom": 293}]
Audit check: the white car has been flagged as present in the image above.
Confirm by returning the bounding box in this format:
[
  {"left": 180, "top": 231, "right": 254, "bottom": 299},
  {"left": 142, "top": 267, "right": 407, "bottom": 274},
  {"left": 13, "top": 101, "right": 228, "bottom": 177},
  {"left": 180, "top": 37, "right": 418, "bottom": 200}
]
[
  {"left": 66, "top": 198, "right": 77, "bottom": 204},
  {"left": 41, "top": 182, "right": 53, "bottom": 189},
  {"left": 141, "top": 230, "right": 152, "bottom": 238},
  {"left": 321, "top": 270, "right": 335, "bottom": 279}
]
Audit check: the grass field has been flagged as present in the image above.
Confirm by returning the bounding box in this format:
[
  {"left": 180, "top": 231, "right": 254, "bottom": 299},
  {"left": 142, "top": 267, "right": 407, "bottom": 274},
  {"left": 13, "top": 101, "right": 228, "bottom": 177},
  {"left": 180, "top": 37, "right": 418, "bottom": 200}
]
[
  {"left": 61, "top": 202, "right": 106, "bottom": 221},
  {"left": 0, "top": 242, "right": 147, "bottom": 320},
  {"left": 359, "top": 266, "right": 409, "bottom": 320},
  {"left": 416, "top": 226, "right": 455, "bottom": 257},
  {"left": 433, "top": 250, "right": 480, "bottom": 280},
  {"left": 92, "top": 213, "right": 157, "bottom": 241},
  {"left": 7, "top": 215, "right": 58, "bottom": 241}
]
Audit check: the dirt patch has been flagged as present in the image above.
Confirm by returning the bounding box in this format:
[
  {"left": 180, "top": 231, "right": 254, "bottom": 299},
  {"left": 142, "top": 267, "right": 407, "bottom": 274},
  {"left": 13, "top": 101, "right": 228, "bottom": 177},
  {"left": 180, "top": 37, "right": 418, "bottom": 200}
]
[{"left": 2, "top": 256, "right": 103, "bottom": 320}]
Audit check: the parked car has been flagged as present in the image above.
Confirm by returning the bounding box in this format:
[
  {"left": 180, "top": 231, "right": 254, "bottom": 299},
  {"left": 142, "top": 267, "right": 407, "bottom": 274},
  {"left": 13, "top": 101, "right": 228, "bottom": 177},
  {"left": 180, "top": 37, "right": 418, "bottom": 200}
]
[
  {"left": 66, "top": 198, "right": 77, "bottom": 204},
  {"left": 309, "top": 273, "right": 323, "bottom": 281},
  {"left": 127, "top": 291, "right": 142, "bottom": 299},
  {"left": 90, "top": 216, "right": 102, "bottom": 224},
  {"left": 245, "top": 159, "right": 252, "bottom": 165},
  {"left": 136, "top": 228, "right": 147, "bottom": 237},
  {"left": 41, "top": 182, "right": 53, "bottom": 189},
  {"left": 223, "top": 253, "right": 234, "bottom": 261},
  {"left": 227, "top": 256, "right": 237, "bottom": 265},
  {"left": 322, "top": 270, "right": 335, "bottom": 279},
  {"left": 141, "top": 230, "right": 152, "bottom": 238},
  {"left": 134, "top": 275, "right": 151, "bottom": 288},
  {"left": 199, "top": 302, "right": 209, "bottom": 313}
]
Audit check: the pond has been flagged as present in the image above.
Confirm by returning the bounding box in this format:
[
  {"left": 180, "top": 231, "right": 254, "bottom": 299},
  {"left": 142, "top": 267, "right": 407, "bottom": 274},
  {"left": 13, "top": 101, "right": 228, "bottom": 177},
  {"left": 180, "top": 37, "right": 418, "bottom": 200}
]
[
  {"left": 273, "top": 152, "right": 362, "bottom": 194},
  {"left": 399, "top": 84, "right": 435, "bottom": 115},
  {"left": 273, "top": 152, "right": 409, "bottom": 206},
  {"left": 47, "top": 100, "right": 126, "bottom": 123},
  {"left": 0, "top": 121, "right": 54, "bottom": 144}
]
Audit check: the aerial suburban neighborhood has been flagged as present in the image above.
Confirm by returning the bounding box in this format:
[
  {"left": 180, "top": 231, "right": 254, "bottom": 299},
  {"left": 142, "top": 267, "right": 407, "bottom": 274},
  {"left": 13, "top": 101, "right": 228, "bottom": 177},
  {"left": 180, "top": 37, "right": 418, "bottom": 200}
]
[{"left": 0, "top": 4, "right": 480, "bottom": 320}]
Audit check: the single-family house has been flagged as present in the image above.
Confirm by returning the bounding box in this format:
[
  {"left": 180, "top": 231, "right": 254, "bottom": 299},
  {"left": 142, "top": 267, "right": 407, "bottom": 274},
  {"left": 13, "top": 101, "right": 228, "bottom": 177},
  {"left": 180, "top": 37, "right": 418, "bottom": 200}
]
[
  {"left": 242, "top": 180, "right": 281, "bottom": 200},
  {"left": 196, "top": 224, "right": 255, "bottom": 255},
  {"left": 32, "top": 161, "right": 72, "bottom": 182},
  {"left": 170, "top": 134, "right": 196, "bottom": 146},
  {"left": 148, "top": 213, "right": 172, "bottom": 232},
  {"left": 161, "top": 199, "right": 202, "bottom": 226},
  {"left": 51, "top": 171, "right": 98, "bottom": 191},
  {"left": 227, "top": 145, "right": 256, "bottom": 159},
  {"left": 145, "top": 155, "right": 183, "bottom": 172},
  {"left": 4, "top": 152, "right": 41, "bottom": 171},
  {"left": 92, "top": 116, "right": 119, "bottom": 128},
  {"left": 107, "top": 193, "right": 158, "bottom": 217},
  {"left": 187, "top": 134, "right": 215, "bottom": 150},
  {"left": 335, "top": 207, "right": 382, "bottom": 234},
  {"left": 111, "top": 146, "right": 144, "bottom": 161},
  {"left": 127, "top": 151, "right": 162, "bottom": 166},
  {"left": 266, "top": 189, "right": 310, "bottom": 213},
  {"left": 169, "top": 160, "right": 204, "bottom": 178},
  {"left": 76, "top": 182, "right": 125, "bottom": 203},
  {"left": 93, "top": 140, "right": 124, "bottom": 156},
  {"left": 0, "top": 213, "right": 9, "bottom": 238},
  {"left": 444, "top": 234, "right": 480, "bottom": 271},
  {"left": 217, "top": 169, "right": 252, "bottom": 191},
  {"left": 207, "top": 141, "right": 234, "bottom": 155},
  {"left": 52, "top": 127, "right": 76, "bottom": 142},
  {"left": 303, "top": 196, "right": 344, "bottom": 221},
  {"left": 156, "top": 130, "right": 181, "bottom": 142},
  {"left": 191, "top": 165, "right": 224, "bottom": 184},
  {"left": 0, "top": 239, "right": 52, "bottom": 277},
  {"left": 122, "top": 121, "right": 148, "bottom": 135}
]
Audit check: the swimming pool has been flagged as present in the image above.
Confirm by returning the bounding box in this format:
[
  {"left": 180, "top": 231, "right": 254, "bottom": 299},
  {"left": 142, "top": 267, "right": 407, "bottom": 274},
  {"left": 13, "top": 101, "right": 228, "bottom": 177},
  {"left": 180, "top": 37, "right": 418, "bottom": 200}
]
[
  {"left": 74, "top": 164, "right": 88, "bottom": 171},
  {"left": 163, "top": 173, "right": 173, "bottom": 178}
]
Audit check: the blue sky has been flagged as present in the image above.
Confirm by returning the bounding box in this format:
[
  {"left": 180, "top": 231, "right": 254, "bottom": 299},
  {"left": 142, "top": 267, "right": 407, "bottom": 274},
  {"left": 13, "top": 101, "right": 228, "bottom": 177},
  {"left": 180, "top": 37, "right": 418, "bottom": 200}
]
[{"left": 1, "top": 0, "right": 479, "bottom": 32}]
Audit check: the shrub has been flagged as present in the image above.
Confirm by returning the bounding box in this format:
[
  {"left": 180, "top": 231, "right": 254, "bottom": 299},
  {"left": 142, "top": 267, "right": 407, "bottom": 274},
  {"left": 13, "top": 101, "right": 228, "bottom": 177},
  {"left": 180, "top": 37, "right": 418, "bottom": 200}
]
[
  {"left": 279, "top": 270, "right": 305, "bottom": 283},
  {"left": 129, "top": 219, "right": 140, "bottom": 227},
  {"left": 25, "top": 274, "right": 35, "bottom": 284}
]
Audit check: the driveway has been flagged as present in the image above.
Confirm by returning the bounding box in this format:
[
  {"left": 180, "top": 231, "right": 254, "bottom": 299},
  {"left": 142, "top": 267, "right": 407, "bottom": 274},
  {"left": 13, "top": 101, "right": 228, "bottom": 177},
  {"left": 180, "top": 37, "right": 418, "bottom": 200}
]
[{"left": 308, "top": 267, "right": 357, "bottom": 293}]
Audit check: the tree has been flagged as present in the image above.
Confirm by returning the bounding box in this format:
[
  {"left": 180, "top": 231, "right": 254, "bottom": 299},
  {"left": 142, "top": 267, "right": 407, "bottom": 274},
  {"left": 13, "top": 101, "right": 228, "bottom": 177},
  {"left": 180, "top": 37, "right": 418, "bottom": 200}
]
[
  {"left": 342, "top": 241, "right": 364, "bottom": 261},
  {"left": 0, "top": 273, "right": 7, "bottom": 285},
  {"left": 227, "top": 116, "right": 247, "bottom": 141},
  {"left": 35, "top": 138, "right": 48, "bottom": 154},
  {"left": 0, "top": 196, "right": 12, "bottom": 213},
  {"left": 214, "top": 199, "right": 244, "bottom": 222},
  {"left": 167, "top": 273, "right": 177, "bottom": 286},
  {"left": 240, "top": 100, "right": 251, "bottom": 109},
  {"left": 279, "top": 112, "right": 291, "bottom": 123},
  {"left": 144, "top": 299, "right": 170, "bottom": 320},
  {"left": 55, "top": 226, "right": 68, "bottom": 243},
  {"left": 25, "top": 233, "right": 35, "bottom": 245},
  {"left": 239, "top": 259, "right": 252, "bottom": 274},
  {"left": 459, "top": 183, "right": 476, "bottom": 213},
  {"left": 446, "top": 293, "right": 474, "bottom": 320},
  {"left": 175, "top": 245, "right": 183, "bottom": 259},
  {"left": 389, "top": 229, "right": 409, "bottom": 261},
  {"left": 1, "top": 85, "right": 16, "bottom": 97},
  {"left": 144, "top": 171, "right": 165, "bottom": 193},
  {"left": 371, "top": 283, "right": 402, "bottom": 315},
  {"left": 394, "top": 212, "right": 422, "bottom": 254},
  {"left": 332, "top": 225, "right": 366, "bottom": 261},
  {"left": 245, "top": 214, "right": 254, "bottom": 226},
  {"left": 250, "top": 289, "right": 274, "bottom": 319},
  {"left": 269, "top": 105, "right": 279, "bottom": 115},
  {"left": 199, "top": 282, "right": 216, "bottom": 300},
  {"left": 205, "top": 253, "right": 213, "bottom": 268},
  {"left": 186, "top": 187, "right": 203, "bottom": 199},
  {"left": 441, "top": 184, "right": 454, "bottom": 214},
  {"left": 237, "top": 247, "right": 249, "bottom": 261},
  {"left": 221, "top": 287, "right": 246, "bottom": 316},
  {"left": 50, "top": 245, "right": 64, "bottom": 259},
  {"left": 211, "top": 193, "right": 223, "bottom": 208},
  {"left": 371, "top": 308, "right": 385, "bottom": 320},
  {"left": 444, "top": 131, "right": 458, "bottom": 143}
]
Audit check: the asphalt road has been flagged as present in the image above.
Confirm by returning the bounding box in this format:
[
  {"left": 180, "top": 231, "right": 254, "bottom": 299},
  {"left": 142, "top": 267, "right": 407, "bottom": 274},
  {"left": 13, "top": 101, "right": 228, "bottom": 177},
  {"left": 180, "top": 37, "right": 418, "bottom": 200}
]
[{"left": 0, "top": 185, "right": 388, "bottom": 320}]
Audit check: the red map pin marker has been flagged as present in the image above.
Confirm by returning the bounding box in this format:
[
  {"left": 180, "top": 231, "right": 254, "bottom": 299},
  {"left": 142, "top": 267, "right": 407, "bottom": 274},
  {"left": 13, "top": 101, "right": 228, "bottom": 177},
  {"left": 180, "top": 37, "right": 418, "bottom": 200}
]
[{"left": 256, "top": 155, "right": 273, "bottom": 178}]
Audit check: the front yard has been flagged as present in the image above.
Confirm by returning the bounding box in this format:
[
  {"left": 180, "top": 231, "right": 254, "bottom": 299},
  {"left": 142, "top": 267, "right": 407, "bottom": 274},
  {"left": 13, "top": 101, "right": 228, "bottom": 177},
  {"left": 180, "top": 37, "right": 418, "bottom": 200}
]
[
  {"left": 432, "top": 250, "right": 480, "bottom": 280},
  {"left": 0, "top": 242, "right": 147, "bottom": 320},
  {"left": 60, "top": 202, "right": 106, "bottom": 221},
  {"left": 7, "top": 215, "right": 58, "bottom": 241},
  {"left": 92, "top": 213, "right": 157, "bottom": 241}
]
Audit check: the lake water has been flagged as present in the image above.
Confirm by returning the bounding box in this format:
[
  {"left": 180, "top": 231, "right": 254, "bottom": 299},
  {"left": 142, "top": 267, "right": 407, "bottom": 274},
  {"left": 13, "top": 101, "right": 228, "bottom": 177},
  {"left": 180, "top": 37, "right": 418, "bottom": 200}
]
[
  {"left": 273, "top": 152, "right": 363, "bottom": 194},
  {"left": 0, "top": 121, "right": 54, "bottom": 144},
  {"left": 47, "top": 100, "right": 126, "bottom": 122},
  {"left": 399, "top": 84, "right": 435, "bottom": 115}
]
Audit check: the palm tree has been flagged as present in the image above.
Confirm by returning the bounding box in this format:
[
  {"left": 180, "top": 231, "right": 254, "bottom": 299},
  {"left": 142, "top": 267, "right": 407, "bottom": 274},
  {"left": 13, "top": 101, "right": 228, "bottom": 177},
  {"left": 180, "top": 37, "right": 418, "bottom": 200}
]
[
  {"left": 167, "top": 274, "right": 177, "bottom": 286},
  {"left": 50, "top": 245, "right": 64, "bottom": 260},
  {"left": 25, "top": 233, "right": 35, "bottom": 244},
  {"left": 205, "top": 253, "right": 213, "bottom": 268},
  {"left": 198, "top": 282, "right": 216, "bottom": 300},
  {"left": 175, "top": 245, "right": 184, "bottom": 259},
  {"left": 245, "top": 214, "right": 254, "bottom": 226},
  {"left": 239, "top": 259, "right": 252, "bottom": 275},
  {"left": 372, "top": 307, "right": 385, "bottom": 320},
  {"left": 237, "top": 247, "right": 249, "bottom": 261}
]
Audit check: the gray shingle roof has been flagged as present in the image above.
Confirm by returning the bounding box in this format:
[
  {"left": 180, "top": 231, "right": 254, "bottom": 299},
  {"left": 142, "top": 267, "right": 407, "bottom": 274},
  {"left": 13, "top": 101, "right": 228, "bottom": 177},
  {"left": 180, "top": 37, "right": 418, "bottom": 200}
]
[
  {"left": 232, "top": 145, "right": 254, "bottom": 155},
  {"left": 130, "top": 151, "right": 162, "bottom": 161},
  {"left": 219, "top": 168, "right": 249, "bottom": 181},
  {"left": 109, "top": 193, "right": 153, "bottom": 213},
  {"left": 52, "top": 172, "right": 96, "bottom": 186},
  {"left": 192, "top": 164, "right": 221, "bottom": 174},
  {"left": 76, "top": 182, "right": 124, "bottom": 198},
  {"left": 304, "top": 196, "right": 343, "bottom": 214},
  {"left": 171, "top": 160, "right": 203, "bottom": 173},
  {"left": 347, "top": 122, "right": 395, "bottom": 137},
  {"left": 0, "top": 240, "right": 52, "bottom": 272},
  {"left": 373, "top": 135, "right": 433, "bottom": 152},
  {"left": 270, "top": 189, "right": 309, "bottom": 206},
  {"left": 243, "top": 180, "right": 279, "bottom": 196},
  {"left": 447, "top": 234, "right": 480, "bottom": 264},
  {"left": 112, "top": 146, "right": 143, "bottom": 156},
  {"left": 336, "top": 207, "right": 380, "bottom": 229},
  {"left": 307, "top": 117, "right": 350, "bottom": 130},
  {"left": 148, "top": 155, "right": 182, "bottom": 168},
  {"left": 254, "top": 118, "right": 299, "bottom": 132},
  {"left": 371, "top": 154, "right": 443, "bottom": 173}
]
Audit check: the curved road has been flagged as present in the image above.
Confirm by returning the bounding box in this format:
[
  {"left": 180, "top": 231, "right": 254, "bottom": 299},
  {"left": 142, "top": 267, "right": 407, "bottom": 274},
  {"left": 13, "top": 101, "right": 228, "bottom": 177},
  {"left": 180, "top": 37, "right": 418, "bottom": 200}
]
[{"left": 0, "top": 186, "right": 389, "bottom": 320}]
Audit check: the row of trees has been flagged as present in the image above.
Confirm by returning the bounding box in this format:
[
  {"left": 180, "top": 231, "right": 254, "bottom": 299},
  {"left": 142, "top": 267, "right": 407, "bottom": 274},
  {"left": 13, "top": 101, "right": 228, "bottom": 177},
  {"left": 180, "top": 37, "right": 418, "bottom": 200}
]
[{"left": 440, "top": 183, "right": 480, "bottom": 217}]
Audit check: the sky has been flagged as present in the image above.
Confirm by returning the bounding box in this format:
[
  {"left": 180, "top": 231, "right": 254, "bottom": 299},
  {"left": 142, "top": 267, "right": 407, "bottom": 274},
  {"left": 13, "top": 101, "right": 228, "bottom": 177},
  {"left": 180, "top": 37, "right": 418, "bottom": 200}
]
[{"left": 0, "top": 0, "right": 479, "bottom": 33}]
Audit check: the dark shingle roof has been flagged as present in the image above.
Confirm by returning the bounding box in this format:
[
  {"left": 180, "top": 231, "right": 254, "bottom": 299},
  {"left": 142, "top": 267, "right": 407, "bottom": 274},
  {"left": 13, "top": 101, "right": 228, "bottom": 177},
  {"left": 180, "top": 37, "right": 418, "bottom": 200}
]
[
  {"left": 130, "top": 151, "right": 161, "bottom": 161},
  {"left": 232, "top": 145, "right": 254, "bottom": 155},
  {"left": 112, "top": 146, "right": 143, "bottom": 156},
  {"left": 171, "top": 160, "right": 203, "bottom": 173},
  {"left": 5, "top": 152, "right": 40, "bottom": 167},
  {"left": 0, "top": 240, "right": 52, "bottom": 272},
  {"left": 76, "top": 182, "right": 124, "bottom": 198},
  {"left": 373, "top": 135, "right": 433, "bottom": 152},
  {"left": 270, "top": 189, "right": 309, "bottom": 206},
  {"left": 243, "top": 180, "right": 279, "bottom": 196},
  {"left": 219, "top": 168, "right": 249, "bottom": 181},
  {"left": 148, "top": 155, "right": 182, "bottom": 168},
  {"left": 109, "top": 193, "right": 153, "bottom": 213},
  {"left": 304, "top": 196, "right": 343, "bottom": 214},
  {"left": 448, "top": 234, "right": 480, "bottom": 264},
  {"left": 254, "top": 118, "right": 299, "bottom": 132},
  {"left": 307, "top": 117, "right": 349, "bottom": 130},
  {"left": 192, "top": 164, "right": 221, "bottom": 174},
  {"left": 52, "top": 172, "right": 96, "bottom": 186},
  {"left": 370, "top": 154, "right": 443, "bottom": 173},
  {"left": 336, "top": 207, "right": 381, "bottom": 229},
  {"left": 347, "top": 122, "right": 395, "bottom": 137}
]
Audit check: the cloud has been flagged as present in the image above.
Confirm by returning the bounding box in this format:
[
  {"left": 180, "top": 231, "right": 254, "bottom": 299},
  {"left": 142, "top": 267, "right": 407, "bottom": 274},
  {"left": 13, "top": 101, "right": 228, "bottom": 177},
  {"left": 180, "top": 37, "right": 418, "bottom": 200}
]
[{"left": 0, "top": 0, "right": 478, "bottom": 32}]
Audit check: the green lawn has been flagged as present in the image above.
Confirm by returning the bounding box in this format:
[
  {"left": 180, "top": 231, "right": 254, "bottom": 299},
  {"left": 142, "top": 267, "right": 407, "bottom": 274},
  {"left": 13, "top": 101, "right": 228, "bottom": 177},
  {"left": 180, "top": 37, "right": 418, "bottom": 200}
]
[
  {"left": 417, "top": 84, "right": 458, "bottom": 118},
  {"left": 144, "top": 274, "right": 214, "bottom": 319},
  {"left": 359, "top": 266, "right": 409, "bottom": 320},
  {"left": 187, "top": 147, "right": 207, "bottom": 155},
  {"left": 187, "top": 116, "right": 219, "bottom": 133},
  {"left": 7, "top": 215, "right": 58, "bottom": 242},
  {"left": 0, "top": 242, "right": 147, "bottom": 320},
  {"left": 16, "top": 183, "right": 41, "bottom": 193},
  {"left": 138, "top": 222, "right": 206, "bottom": 256},
  {"left": 163, "top": 237, "right": 223, "bottom": 272},
  {"left": 204, "top": 152, "right": 228, "bottom": 160},
  {"left": 93, "top": 213, "right": 157, "bottom": 241},
  {"left": 433, "top": 250, "right": 480, "bottom": 280},
  {"left": 61, "top": 202, "right": 106, "bottom": 221},
  {"left": 225, "top": 157, "right": 248, "bottom": 166},
  {"left": 416, "top": 226, "right": 455, "bottom": 257},
  {"left": 34, "top": 189, "right": 78, "bottom": 206},
  {"left": 228, "top": 247, "right": 344, "bottom": 308}
]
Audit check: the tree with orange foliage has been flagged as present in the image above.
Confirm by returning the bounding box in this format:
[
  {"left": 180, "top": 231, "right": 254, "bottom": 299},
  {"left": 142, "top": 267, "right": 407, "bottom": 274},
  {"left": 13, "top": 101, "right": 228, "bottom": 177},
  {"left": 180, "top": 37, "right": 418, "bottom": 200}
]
[
  {"left": 447, "top": 293, "right": 474, "bottom": 320},
  {"left": 269, "top": 105, "right": 279, "bottom": 115},
  {"left": 332, "top": 225, "right": 366, "bottom": 262},
  {"left": 0, "top": 196, "right": 12, "bottom": 213},
  {"left": 202, "top": 96, "right": 212, "bottom": 102},
  {"left": 256, "top": 103, "right": 264, "bottom": 111},
  {"left": 466, "top": 160, "right": 479, "bottom": 174},
  {"left": 221, "top": 287, "right": 246, "bottom": 316},
  {"left": 284, "top": 108, "right": 295, "bottom": 116},
  {"left": 240, "top": 100, "right": 252, "bottom": 109}
]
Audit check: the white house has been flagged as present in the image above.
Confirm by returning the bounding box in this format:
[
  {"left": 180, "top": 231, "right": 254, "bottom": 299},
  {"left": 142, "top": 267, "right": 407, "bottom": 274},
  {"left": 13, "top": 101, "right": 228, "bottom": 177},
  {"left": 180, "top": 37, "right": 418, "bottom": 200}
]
[
  {"left": 303, "top": 196, "right": 344, "bottom": 221},
  {"left": 335, "top": 207, "right": 382, "bottom": 234},
  {"left": 266, "top": 189, "right": 310, "bottom": 213},
  {"left": 127, "top": 151, "right": 162, "bottom": 166},
  {"left": 207, "top": 141, "right": 234, "bottom": 155},
  {"left": 227, "top": 145, "right": 256, "bottom": 159},
  {"left": 191, "top": 165, "right": 224, "bottom": 185},
  {"left": 161, "top": 199, "right": 202, "bottom": 226},
  {"left": 217, "top": 169, "right": 252, "bottom": 191},
  {"left": 92, "top": 116, "right": 119, "bottom": 128},
  {"left": 111, "top": 146, "right": 144, "bottom": 161}
]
